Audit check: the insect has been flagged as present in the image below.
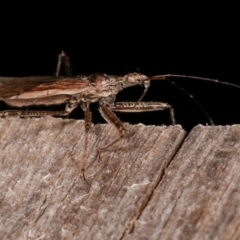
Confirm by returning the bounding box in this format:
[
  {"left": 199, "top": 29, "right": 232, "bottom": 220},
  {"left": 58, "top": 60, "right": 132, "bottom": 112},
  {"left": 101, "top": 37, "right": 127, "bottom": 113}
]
[{"left": 1, "top": 51, "right": 240, "bottom": 179}]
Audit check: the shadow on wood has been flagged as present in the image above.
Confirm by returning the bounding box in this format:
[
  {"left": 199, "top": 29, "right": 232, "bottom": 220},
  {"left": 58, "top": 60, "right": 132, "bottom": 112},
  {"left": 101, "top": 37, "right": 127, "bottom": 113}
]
[{"left": 0, "top": 118, "right": 240, "bottom": 239}]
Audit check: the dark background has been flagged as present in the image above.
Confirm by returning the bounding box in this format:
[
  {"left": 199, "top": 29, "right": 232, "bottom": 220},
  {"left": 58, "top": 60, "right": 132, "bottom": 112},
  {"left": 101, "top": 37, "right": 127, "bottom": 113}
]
[{"left": 0, "top": 5, "right": 239, "bottom": 131}]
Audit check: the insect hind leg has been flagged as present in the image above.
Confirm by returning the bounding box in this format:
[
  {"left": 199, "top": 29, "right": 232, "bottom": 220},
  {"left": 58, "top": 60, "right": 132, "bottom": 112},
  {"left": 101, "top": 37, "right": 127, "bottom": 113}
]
[
  {"left": 0, "top": 98, "right": 79, "bottom": 118},
  {"left": 0, "top": 109, "right": 70, "bottom": 118},
  {"left": 55, "top": 51, "right": 72, "bottom": 77}
]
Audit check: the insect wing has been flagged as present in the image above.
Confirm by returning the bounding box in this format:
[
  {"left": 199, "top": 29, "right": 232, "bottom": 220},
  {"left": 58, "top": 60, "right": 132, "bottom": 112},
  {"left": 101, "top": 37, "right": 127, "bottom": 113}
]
[{"left": 0, "top": 76, "right": 90, "bottom": 99}]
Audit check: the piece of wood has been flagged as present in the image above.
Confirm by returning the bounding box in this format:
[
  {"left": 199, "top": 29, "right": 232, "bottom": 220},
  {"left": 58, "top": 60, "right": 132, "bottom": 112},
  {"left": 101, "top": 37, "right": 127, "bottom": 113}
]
[
  {"left": 1, "top": 119, "right": 240, "bottom": 240},
  {"left": 0, "top": 118, "right": 185, "bottom": 240},
  {"left": 126, "top": 125, "right": 240, "bottom": 240}
]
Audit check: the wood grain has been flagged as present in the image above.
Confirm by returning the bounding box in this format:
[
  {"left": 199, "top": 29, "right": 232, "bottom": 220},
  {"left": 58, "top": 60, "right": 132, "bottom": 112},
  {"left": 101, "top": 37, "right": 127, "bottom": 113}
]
[
  {"left": 127, "top": 125, "right": 240, "bottom": 240},
  {"left": 1, "top": 119, "right": 240, "bottom": 239},
  {"left": 0, "top": 118, "right": 185, "bottom": 240}
]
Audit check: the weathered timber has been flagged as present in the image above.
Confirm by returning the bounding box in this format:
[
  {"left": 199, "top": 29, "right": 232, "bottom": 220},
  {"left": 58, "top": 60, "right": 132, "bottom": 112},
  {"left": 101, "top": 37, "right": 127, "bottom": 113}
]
[
  {"left": 1, "top": 119, "right": 240, "bottom": 240},
  {"left": 0, "top": 118, "right": 185, "bottom": 240},
  {"left": 126, "top": 125, "right": 240, "bottom": 240}
]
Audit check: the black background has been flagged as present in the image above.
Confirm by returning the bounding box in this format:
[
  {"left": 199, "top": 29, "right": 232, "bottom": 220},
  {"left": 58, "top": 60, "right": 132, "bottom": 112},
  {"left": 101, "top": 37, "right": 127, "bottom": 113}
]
[{"left": 0, "top": 5, "right": 239, "bottom": 132}]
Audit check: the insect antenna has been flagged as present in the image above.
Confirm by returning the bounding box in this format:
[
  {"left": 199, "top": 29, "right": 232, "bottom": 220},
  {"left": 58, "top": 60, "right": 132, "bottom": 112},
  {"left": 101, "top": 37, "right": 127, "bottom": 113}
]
[
  {"left": 150, "top": 74, "right": 240, "bottom": 90},
  {"left": 149, "top": 74, "right": 240, "bottom": 125},
  {"left": 166, "top": 80, "right": 215, "bottom": 125}
]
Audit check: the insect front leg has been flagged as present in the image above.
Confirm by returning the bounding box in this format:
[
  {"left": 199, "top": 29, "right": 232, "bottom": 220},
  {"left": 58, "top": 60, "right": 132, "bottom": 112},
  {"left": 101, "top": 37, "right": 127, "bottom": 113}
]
[
  {"left": 110, "top": 102, "right": 176, "bottom": 125},
  {"left": 98, "top": 104, "right": 126, "bottom": 155}
]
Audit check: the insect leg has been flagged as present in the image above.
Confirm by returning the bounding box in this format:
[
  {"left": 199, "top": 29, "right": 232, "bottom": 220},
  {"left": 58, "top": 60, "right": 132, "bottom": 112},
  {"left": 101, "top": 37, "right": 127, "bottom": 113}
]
[
  {"left": 55, "top": 51, "right": 72, "bottom": 77},
  {"left": 0, "top": 98, "right": 78, "bottom": 118},
  {"left": 98, "top": 104, "right": 126, "bottom": 154},
  {"left": 0, "top": 109, "right": 70, "bottom": 118},
  {"left": 80, "top": 103, "right": 92, "bottom": 180},
  {"left": 110, "top": 102, "right": 176, "bottom": 125}
]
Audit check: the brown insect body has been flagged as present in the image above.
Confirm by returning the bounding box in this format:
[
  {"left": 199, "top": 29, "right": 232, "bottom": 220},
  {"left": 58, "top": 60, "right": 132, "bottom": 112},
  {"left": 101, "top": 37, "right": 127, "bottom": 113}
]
[{"left": 0, "top": 73, "right": 149, "bottom": 107}]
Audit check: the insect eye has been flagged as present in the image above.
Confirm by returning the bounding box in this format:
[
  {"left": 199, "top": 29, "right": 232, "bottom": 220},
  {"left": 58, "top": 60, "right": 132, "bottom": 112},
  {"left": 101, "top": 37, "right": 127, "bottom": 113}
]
[{"left": 90, "top": 73, "right": 104, "bottom": 82}]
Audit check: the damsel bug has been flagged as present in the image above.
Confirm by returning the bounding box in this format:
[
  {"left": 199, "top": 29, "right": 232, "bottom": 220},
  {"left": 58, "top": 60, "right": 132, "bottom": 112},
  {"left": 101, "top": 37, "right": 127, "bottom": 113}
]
[{"left": 1, "top": 51, "right": 240, "bottom": 179}]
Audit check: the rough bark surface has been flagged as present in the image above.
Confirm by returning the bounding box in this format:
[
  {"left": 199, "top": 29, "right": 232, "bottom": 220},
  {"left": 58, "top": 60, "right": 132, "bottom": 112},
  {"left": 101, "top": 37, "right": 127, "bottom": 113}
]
[{"left": 0, "top": 117, "right": 186, "bottom": 239}]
